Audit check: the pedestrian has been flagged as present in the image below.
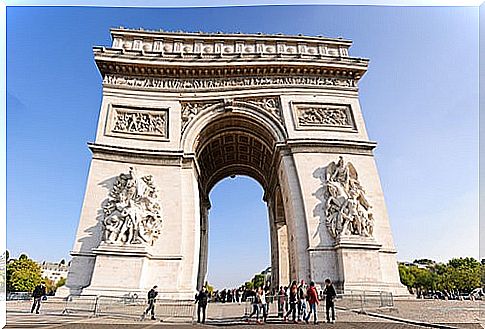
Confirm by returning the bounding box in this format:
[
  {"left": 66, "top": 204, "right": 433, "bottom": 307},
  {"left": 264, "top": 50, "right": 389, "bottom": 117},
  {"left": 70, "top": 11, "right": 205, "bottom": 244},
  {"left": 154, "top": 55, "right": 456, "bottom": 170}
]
[
  {"left": 283, "top": 281, "right": 298, "bottom": 323},
  {"left": 297, "top": 280, "right": 307, "bottom": 322},
  {"left": 195, "top": 287, "right": 209, "bottom": 324},
  {"left": 141, "top": 285, "right": 158, "bottom": 320},
  {"left": 277, "top": 286, "right": 285, "bottom": 318},
  {"left": 260, "top": 286, "right": 268, "bottom": 323},
  {"left": 246, "top": 288, "right": 261, "bottom": 323},
  {"left": 304, "top": 281, "right": 319, "bottom": 324},
  {"left": 323, "top": 278, "right": 337, "bottom": 323},
  {"left": 31, "top": 282, "right": 46, "bottom": 314}
]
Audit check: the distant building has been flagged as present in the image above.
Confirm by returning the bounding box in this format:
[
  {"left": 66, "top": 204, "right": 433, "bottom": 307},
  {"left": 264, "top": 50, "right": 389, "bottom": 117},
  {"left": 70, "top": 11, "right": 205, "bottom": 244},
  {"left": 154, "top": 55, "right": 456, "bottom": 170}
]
[
  {"left": 39, "top": 261, "right": 70, "bottom": 284},
  {"left": 399, "top": 261, "right": 428, "bottom": 270}
]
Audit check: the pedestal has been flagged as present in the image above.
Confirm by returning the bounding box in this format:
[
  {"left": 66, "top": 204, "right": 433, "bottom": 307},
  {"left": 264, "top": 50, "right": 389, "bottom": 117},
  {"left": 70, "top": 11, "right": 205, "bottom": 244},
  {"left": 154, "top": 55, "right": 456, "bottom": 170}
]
[{"left": 335, "top": 236, "right": 383, "bottom": 292}]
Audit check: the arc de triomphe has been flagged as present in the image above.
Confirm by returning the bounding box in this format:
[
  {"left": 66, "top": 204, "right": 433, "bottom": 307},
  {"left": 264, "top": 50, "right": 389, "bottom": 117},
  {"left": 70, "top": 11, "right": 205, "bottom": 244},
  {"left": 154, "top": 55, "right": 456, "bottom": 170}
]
[{"left": 63, "top": 28, "right": 408, "bottom": 298}]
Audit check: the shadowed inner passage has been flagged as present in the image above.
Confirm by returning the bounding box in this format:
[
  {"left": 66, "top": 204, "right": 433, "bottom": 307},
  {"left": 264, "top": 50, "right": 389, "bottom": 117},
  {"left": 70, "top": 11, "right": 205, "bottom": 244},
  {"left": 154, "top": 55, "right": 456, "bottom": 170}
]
[{"left": 196, "top": 114, "right": 277, "bottom": 194}]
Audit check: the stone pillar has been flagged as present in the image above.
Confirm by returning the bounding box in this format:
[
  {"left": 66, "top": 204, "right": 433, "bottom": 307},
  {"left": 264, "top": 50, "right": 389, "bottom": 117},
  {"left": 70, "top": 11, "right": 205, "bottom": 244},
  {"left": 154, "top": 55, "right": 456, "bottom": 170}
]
[
  {"left": 277, "top": 151, "right": 311, "bottom": 283},
  {"left": 197, "top": 198, "right": 210, "bottom": 290}
]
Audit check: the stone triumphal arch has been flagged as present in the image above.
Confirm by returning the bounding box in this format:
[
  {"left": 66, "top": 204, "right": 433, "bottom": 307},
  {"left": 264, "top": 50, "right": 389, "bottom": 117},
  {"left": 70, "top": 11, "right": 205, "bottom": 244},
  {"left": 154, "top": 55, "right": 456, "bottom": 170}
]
[{"left": 64, "top": 28, "right": 408, "bottom": 298}]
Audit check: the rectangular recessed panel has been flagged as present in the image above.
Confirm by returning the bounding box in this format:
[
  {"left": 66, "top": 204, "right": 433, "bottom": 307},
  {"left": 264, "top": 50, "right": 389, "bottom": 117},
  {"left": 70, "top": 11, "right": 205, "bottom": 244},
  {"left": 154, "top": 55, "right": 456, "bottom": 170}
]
[
  {"left": 238, "top": 135, "right": 249, "bottom": 144},
  {"left": 239, "top": 154, "right": 249, "bottom": 161}
]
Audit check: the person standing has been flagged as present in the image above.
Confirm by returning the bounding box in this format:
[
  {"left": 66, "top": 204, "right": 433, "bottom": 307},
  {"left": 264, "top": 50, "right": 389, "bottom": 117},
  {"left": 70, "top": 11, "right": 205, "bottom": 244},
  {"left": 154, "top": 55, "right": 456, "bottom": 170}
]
[
  {"left": 283, "top": 281, "right": 298, "bottom": 323},
  {"left": 141, "top": 285, "right": 158, "bottom": 320},
  {"left": 297, "top": 280, "right": 307, "bottom": 322},
  {"left": 304, "top": 281, "right": 320, "bottom": 324},
  {"left": 323, "top": 278, "right": 337, "bottom": 323},
  {"left": 31, "top": 282, "right": 46, "bottom": 314},
  {"left": 195, "top": 287, "right": 209, "bottom": 324}
]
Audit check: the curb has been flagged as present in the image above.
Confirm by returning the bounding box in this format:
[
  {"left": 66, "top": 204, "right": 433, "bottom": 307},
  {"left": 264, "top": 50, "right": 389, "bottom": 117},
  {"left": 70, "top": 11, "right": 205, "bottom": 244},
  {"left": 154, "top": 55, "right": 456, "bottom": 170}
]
[{"left": 339, "top": 307, "right": 462, "bottom": 329}]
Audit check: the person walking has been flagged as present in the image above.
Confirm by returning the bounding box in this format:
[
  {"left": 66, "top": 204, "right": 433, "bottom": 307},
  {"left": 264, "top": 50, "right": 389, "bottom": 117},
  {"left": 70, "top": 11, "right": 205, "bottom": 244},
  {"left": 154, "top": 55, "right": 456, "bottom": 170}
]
[
  {"left": 195, "top": 287, "right": 209, "bottom": 324},
  {"left": 304, "top": 281, "right": 320, "bottom": 324},
  {"left": 141, "top": 285, "right": 158, "bottom": 320},
  {"left": 297, "top": 280, "right": 307, "bottom": 322},
  {"left": 246, "top": 288, "right": 261, "bottom": 323},
  {"left": 323, "top": 278, "right": 337, "bottom": 323},
  {"left": 260, "top": 287, "right": 268, "bottom": 323},
  {"left": 31, "top": 282, "right": 46, "bottom": 314},
  {"left": 277, "top": 286, "right": 285, "bottom": 318},
  {"left": 283, "top": 281, "right": 298, "bottom": 323}
]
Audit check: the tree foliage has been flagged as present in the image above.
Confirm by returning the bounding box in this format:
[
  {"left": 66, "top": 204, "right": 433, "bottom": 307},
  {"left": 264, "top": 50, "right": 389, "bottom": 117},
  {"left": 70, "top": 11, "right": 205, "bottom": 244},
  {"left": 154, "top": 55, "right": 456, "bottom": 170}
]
[
  {"left": 399, "top": 257, "right": 482, "bottom": 296},
  {"left": 6, "top": 255, "right": 42, "bottom": 292}
]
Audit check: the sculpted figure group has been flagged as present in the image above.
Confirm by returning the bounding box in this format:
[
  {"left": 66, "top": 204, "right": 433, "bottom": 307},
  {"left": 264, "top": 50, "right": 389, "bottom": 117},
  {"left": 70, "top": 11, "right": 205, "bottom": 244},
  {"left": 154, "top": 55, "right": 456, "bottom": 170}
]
[
  {"left": 324, "top": 156, "right": 374, "bottom": 239},
  {"left": 102, "top": 167, "right": 163, "bottom": 246}
]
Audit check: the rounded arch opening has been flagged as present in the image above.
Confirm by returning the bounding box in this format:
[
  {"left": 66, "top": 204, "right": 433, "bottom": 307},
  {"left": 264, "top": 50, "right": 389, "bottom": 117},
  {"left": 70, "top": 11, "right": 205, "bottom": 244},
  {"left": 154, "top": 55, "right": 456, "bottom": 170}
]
[{"left": 195, "top": 112, "right": 279, "bottom": 196}]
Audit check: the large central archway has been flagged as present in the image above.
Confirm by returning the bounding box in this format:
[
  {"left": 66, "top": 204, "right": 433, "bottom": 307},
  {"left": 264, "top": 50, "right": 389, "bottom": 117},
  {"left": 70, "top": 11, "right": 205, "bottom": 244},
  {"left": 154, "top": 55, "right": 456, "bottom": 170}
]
[{"left": 190, "top": 108, "right": 292, "bottom": 290}]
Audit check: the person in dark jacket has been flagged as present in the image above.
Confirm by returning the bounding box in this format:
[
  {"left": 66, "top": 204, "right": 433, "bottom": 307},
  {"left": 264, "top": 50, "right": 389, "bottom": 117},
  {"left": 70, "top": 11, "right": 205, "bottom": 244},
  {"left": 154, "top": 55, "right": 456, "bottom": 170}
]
[
  {"left": 195, "top": 287, "right": 208, "bottom": 324},
  {"left": 323, "top": 278, "right": 337, "bottom": 323},
  {"left": 283, "top": 281, "right": 298, "bottom": 323},
  {"left": 142, "top": 285, "right": 158, "bottom": 320},
  {"left": 31, "top": 282, "right": 46, "bottom": 314}
]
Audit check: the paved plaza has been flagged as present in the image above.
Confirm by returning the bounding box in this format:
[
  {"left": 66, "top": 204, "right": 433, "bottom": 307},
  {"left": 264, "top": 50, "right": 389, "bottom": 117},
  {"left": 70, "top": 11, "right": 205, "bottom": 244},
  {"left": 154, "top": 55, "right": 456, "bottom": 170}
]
[{"left": 6, "top": 300, "right": 484, "bottom": 329}]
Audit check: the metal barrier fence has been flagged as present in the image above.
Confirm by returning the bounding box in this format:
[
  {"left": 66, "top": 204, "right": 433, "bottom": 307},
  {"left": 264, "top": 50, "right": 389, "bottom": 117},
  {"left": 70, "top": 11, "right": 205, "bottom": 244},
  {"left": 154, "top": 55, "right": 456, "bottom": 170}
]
[
  {"left": 241, "top": 290, "right": 394, "bottom": 319},
  {"left": 340, "top": 290, "right": 394, "bottom": 312},
  {"left": 61, "top": 295, "right": 195, "bottom": 322},
  {"left": 7, "top": 292, "right": 32, "bottom": 301},
  {"left": 62, "top": 295, "right": 99, "bottom": 316}
]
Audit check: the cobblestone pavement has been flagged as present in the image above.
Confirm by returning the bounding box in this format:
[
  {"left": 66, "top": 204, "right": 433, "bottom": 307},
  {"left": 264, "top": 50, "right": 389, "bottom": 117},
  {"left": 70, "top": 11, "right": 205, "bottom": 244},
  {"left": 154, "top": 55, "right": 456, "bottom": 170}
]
[
  {"left": 372, "top": 299, "right": 484, "bottom": 327},
  {"left": 6, "top": 300, "right": 484, "bottom": 329}
]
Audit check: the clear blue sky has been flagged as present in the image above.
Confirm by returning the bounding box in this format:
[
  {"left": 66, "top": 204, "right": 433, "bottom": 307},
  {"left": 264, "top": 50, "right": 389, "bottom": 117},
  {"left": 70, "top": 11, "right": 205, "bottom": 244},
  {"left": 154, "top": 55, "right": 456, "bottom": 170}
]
[{"left": 7, "top": 5, "right": 478, "bottom": 289}]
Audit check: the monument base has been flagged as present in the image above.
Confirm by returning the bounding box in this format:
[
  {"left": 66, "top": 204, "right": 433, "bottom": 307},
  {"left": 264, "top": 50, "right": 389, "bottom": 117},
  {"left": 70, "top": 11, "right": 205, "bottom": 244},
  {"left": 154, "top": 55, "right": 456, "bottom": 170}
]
[
  {"left": 81, "top": 243, "right": 194, "bottom": 300},
  {"left": 334, "top": 236, "right": 409, "bottom": 296}
]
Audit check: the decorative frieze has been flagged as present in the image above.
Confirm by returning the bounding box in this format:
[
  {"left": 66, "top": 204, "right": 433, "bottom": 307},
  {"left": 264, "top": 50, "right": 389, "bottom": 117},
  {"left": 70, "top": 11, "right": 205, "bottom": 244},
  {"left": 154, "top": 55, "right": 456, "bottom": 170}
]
[
  {"left": 103, "top": 74, "right": 356, "bottom": 92},
  {"left": 293, "top": 103, "right": 356, "bottom": 131},
  {"left": 106, "top": 105, "right": 168, "bottom": 140},
  {"left": 180, "top": 96, "right": 282, "bottom": 133}
]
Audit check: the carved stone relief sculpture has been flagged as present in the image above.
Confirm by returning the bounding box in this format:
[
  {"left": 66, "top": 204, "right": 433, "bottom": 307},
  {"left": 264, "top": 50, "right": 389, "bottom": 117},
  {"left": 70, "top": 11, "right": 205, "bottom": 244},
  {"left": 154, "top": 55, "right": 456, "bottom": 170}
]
[
  {"left": 180, "top": 96, "right": 282, "bottom": 133},
  {"left": 112, "top": 108, "right": 167, "bottom": 137},
  {"left": 295, "top": 104, "right": 354, "bottom": 129},
  {"left": 324, "top": 157, "right": 374, "bottom": 239},
  {"left": 102, "top": 167, "right": 163, "bottom": 246}
]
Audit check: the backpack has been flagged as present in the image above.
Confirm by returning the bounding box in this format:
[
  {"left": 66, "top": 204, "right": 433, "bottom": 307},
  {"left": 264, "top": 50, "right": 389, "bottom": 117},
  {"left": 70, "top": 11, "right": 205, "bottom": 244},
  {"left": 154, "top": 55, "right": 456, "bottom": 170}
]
[
  {"left": 148, "top": 289, "right": 157, "bottom": 300},
  {"left": 298, "top": 286, "right": 306, "bottom": 299}
]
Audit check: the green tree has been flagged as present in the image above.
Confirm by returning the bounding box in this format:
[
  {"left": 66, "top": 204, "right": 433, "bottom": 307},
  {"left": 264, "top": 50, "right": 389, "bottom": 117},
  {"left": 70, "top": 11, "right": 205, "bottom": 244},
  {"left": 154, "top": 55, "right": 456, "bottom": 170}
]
[
  {"left": 244, "top": 281, "right": 254, "bottom": 290},
  {"left": 6, "top": 255, "right": 42, "bottom": 292},
  {"left": 204, "top": 281, "right": 214, "bottom": 295},
  {"left": 252, "top": 274, "right": 265, "bottom": 289},
  {"left": 398, "top": 263, "right": 415, "bottom": 293},
  {"left": 56, "top": 277, "right": 66, "bottom": 289},
  {"left": 446, "top": 257, "right": 481, "bottom": 293},
  {"left": 44, "top": 277, "right": 56, "bottom": 295}
]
